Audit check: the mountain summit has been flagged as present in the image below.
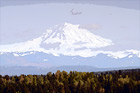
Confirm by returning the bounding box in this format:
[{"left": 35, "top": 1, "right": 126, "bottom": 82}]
[
  {"left": 0, "top": 23, "right": 113, "bottom": 55},
  {"left": 41, "top": 22, "right": 113, "bottom": 50},
  {"left": 0, "top": 23, "right": 140, "bottom": 58}
]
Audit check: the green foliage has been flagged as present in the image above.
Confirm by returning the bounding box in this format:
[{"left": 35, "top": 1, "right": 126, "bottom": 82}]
[{"left": 0, "top": 69, "right": 140, "bottom": 93}]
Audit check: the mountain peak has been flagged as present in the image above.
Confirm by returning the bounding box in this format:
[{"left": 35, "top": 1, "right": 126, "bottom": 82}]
[
  {"left": 0, "top": 23, "right": 140, "bottom": 58},
  {"left": 0, "top": 23, "right": 114, "bottom": 57},
  {"left": 41, "top": 23, "right": 113, "bottom": 50},
  {"left": 64, "top": 22, "right": 79, "bottom": 27},
  {"left": 64, "top": 22, "right": 73, "bottom": 26}
]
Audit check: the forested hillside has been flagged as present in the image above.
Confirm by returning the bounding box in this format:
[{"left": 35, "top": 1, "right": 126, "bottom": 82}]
[{"left": 0, "top": 69, "right": 140, "bottom": 93}]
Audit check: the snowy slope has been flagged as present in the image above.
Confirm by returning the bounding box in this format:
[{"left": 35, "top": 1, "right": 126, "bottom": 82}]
[
  {"left": 0, "top": 23, "right": 140, "bottom": 58},
  {"left": 0, "top": 23, "right": 112, "bottom": 54},
  {"left": 1, "top": 51, "right": 140, "bottom": 68}
]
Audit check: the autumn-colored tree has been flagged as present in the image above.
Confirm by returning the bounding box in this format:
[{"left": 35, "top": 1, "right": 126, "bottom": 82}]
[{"left": 0, "top": 69, "right": 140, "bottom": 93}]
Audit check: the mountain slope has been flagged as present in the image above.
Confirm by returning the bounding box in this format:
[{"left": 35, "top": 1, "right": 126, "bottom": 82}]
[
  {"left": 0, "top": 23, "right": 113, "bottom": 56},
  {"left": 0, "top": 23, "right": 140, "bottom": 58}
]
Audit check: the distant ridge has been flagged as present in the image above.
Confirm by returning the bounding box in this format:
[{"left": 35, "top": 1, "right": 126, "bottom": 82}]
[{"left": 0, "top": 66, "right": 140, "bottom": 76}]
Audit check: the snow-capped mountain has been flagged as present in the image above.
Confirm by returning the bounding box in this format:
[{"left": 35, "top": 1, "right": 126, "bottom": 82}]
[
  {"left": 0, "top": 23, "right": 113, "bottom": 55},
  {"left": 0, "top": 23, "right": 140, "bottom": 58},
  {"left": 0, "top": 23, "right": 140, "bottom": 69}
]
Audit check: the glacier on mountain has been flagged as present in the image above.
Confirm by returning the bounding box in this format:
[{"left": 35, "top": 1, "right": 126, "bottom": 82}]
[{"left": 0, "top": 23, "right": 140, "bottom": 59}]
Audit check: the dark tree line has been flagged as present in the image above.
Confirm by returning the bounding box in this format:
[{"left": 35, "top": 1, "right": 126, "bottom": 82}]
[{"left": 0, "top": 69, "right": 140, "bottom": 93}]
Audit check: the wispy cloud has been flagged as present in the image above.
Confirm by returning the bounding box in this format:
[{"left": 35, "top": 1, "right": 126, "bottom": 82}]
[{"left": 70, "top": 8, "right": 82, "bottom": 15}]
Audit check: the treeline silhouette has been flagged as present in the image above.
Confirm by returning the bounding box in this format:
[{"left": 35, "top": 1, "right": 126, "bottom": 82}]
[{"left": 0, "top": 69, "right": 140, "bottom": 93}]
